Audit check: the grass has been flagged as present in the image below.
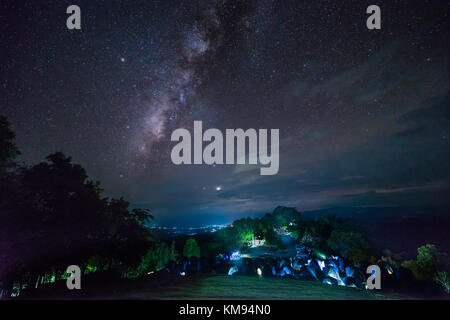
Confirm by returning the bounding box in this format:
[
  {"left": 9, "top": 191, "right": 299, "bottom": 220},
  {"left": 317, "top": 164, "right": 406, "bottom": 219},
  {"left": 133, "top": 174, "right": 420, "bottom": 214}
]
[{"left": 99, "top": 275, "right": 399, "bottom": 300}]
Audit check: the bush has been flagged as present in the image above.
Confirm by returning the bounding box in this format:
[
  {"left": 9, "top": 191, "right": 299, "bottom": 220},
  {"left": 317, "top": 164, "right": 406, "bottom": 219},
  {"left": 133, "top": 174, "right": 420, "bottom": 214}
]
[
  {"left": 433, "top": 271, "right": 450, "bottom": 293},
  {"left": 402, "top": 244, "right": 443, "bottom": 281},
  {"left": 327, "top": 230, "right": 370, "bottom": 263},
  {"left": 123, "top": 242, "right": 170, "bottom": 279},
  {"left": 183, "top": 238, "right": 201, "bottom": 259}
]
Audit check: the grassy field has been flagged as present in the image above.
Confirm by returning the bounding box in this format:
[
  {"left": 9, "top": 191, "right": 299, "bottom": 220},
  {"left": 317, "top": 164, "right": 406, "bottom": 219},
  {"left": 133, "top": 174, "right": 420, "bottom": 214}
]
[{"left": 95, "top": 275, "right": 400, "bottom": 300}]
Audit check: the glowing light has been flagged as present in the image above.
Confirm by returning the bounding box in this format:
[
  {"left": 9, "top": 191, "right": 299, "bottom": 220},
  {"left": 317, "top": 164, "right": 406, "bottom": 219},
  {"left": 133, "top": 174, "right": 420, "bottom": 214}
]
[
  {"left": 314, "top": 251, "right": 327, "bottom": 260},
  {"left": 228, "top": 266, "right": 238, "bottom": 275},
  {"left": 230, "top": 251, "right": 241, "bottom": 261},
  {"left": 386, "top": 265, "right": 394, "bottom": 275},
  {"left": 257, "top": 268, "right": 262, "bottom": 276},
  {"left": 317, "top": 259, "right": 325, "bottom": 271},
  {"left": 216, "top": 186, "right": 222, "bottom": 191}
]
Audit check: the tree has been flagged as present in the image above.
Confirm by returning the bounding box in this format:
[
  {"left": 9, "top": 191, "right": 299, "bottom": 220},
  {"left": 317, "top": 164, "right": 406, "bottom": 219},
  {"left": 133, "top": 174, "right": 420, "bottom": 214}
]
[
  {"left": 183, "top": 238, "right": 200, "bottom": 258},
  {"left": 0, "top": 115, "right": 20, "bottom": 171},
  {"left": 0, "top": 149, "right": 154, "bottom": 295},
  {"left": 433, "top": 271, "right": 450, "bottom": 293},
  {"left": 417, "top": 244, "right": 442, "bottom": 274},
  {"left": 402, "top": 244, "right": 443, "bottom": 281},
  {"left": 170, "top": 240, "right": 179, "bottom": 262},
  {"left": 0, "top": 116, "right": 22, "bottom": 290},
  {"left": 327, "top": 230, "right": 370, "bottom": 263}
]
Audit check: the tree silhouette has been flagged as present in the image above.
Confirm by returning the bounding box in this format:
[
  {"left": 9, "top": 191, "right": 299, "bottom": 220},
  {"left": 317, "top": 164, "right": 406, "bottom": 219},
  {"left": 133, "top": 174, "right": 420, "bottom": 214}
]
[
  {"left": 183, "top": 238, "right": 201, "bottom": 259},
  {"left": 0, "top": 116, "right": 157, "bottom": 296},
  {"left": 0, "top": 115, "right": 20, "bottom": 171}
]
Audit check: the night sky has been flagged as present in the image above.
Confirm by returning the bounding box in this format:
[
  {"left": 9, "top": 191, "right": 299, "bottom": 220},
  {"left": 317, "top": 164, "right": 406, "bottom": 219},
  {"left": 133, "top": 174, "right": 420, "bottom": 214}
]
[{"left": 1, "top": 1, "right": 449, "bottom": 226}]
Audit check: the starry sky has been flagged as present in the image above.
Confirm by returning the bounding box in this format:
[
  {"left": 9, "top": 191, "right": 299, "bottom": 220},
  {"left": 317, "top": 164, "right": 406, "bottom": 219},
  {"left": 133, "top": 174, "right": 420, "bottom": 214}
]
[{"left": 1, "top": 0, "right": 449, "bottom": 226}]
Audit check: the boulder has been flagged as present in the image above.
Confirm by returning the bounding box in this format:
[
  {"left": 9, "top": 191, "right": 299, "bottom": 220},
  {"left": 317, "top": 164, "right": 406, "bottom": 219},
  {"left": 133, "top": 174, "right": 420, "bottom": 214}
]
[
  {"left": 280, "top": 265, "right": 294, "bottom": 277},
  {"left": 342, "top": 276, "right": 358, "bottom": 288},
  {"left": 292, "top": 259, "right": 303, "bottom": 271},
  {"left": 345, "top": 266, "right": 355, "bottom": 278},
  {"left": 239, "top": 258, "right": 255, "bottom": 275},
  {"left": 279, "top": 259, "right": 290, "bottom": 268},
  {"left": 306, "top": 265, "right": 319, "bottom": 280},
  {"left": 262, "top": 264, "right": 275, "bottom": 277},
  {"left": 322, "top": 277, "right": 338, "bottom": 286},
  {"left": 298, "top": 267, "right": 317, "bottom": 281},
  {"left": 228, "top": 266, "right": 238, "bottom": 276}
]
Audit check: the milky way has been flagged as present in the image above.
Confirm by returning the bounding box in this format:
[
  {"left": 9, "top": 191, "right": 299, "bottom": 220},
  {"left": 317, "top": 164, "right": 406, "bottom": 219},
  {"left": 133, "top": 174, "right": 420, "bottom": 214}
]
[{"left": 1, "top": 0, "right": 449, "bottom": 225}]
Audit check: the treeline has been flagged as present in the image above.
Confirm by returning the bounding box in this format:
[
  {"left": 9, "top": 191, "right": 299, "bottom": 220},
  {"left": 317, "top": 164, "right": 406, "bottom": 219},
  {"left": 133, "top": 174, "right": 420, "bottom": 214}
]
[
  {"left": 200, "top": 206, "right": 370, "bottom": 262},
  {"left": 0, "top": 116, "right": 167, "bottom": 297},
  {"left": 200, "top": 205, "right": 449, "bottom": 292}
]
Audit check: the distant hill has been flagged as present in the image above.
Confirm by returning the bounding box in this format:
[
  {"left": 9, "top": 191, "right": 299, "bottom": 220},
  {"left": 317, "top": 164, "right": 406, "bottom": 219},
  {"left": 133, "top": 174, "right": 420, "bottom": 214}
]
[{"left": 301, "top": 206, "right": 450, "bottom": 257}]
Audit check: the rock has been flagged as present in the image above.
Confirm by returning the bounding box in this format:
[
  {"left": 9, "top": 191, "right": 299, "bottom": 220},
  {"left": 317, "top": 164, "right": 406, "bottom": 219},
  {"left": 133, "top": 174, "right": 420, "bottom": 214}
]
[
  {"left": 279, "top": 259, "right": 290, "bottom": 268},
  {"left": 306, "top": 265, "right": 319, "bottom": 280},
  {"left": 326, "top": 265, "right": 339, "bottom": 279},
  {"left": 325, "top": 265, "right": 342, "bottom": 283},
  {"left": 280, "top": 265, "right": 294, "bottom": 277},
  {"left": 292, "top": 259, "right": 303, "bottom": 271},
  {"left": 342, "top": 276, "right": 357, "bottom": 288},
  {"left": 239, "top": 258, "right": 255, "bottom": 275},
  {"left": 323, "top": 277, "right": 338, "bottom": 286},
  {"left": 298, "top": 267, "right": 317, "bottom": 281},
  {"left": 228, "top": 266, "right": 238, "bottom": 276},
  {"left": 345, "top": 266, "right": 355, "bottom": 278},
  {"left": 262, "top": 264, "right": 275, "bottom": 277}
]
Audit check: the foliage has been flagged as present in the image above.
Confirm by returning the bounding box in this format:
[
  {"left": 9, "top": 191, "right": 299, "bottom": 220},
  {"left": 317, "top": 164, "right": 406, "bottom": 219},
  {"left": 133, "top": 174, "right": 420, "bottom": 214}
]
[
  {"left": 0, "top": 115, "right": 20, "bottom": 170},
  {"left": 380, "top": 255, "right": 400, "bottom": 267},
  {"left": 170, "top": 240, "right": 179, "bottom": 262},
  {"left": 307, "top": 215, "right": 342, "bottom": 240},
  {"left": 124, "top": 242, "right": 170, "bottom": 279},
  {"left": 433, "top": 271, "right": 450, "bottom": 293},
  {"left": 327, "top": 230, "right": 370, "bottom": 263},
  {"left": 416, "top": 244, "right": 442, "bottom": 276},
  {"left": 203, "top": 207, "right": 375, "bottom": 264},
  {"left": 402, "top": 244, "right": 443, "bottom": 281},
  {"left": 183, "top": 238, "right": 201, "bottom": 258},
  {"left": 0, "top": 117, "right": 155, "bottom": 295},
  {"left": 203, "top": 207, "right": 302, "bottom": 254}
]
